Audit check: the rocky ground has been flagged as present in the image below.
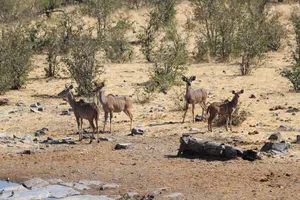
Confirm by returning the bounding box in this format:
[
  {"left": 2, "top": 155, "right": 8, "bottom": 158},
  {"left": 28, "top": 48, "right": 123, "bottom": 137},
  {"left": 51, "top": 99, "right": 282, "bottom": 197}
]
[{"left": 1, "top": 2, "right": 300, "bottom": 200}]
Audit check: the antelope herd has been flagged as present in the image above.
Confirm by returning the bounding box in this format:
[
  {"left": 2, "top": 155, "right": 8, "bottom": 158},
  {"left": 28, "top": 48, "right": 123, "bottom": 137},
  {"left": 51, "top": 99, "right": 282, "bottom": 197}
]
[{"left": 58, "top": 76, "right": 244, "bottom": 142}]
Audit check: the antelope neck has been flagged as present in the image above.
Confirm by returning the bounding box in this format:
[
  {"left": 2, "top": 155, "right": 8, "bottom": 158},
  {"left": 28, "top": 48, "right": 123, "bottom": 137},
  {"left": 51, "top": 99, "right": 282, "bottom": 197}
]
[
  {"left": 98, "top": 89, "right": 108, "bottom": 104},
  {"left": 229, "top": 95, "right": 239, "bottom": 108},
  {"left": 67, "top": 91, "right": 76, "bottom": 108}
]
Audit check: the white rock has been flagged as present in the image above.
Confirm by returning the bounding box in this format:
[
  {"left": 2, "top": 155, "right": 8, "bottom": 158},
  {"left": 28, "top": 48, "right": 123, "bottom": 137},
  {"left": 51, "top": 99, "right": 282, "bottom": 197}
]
[
  {"left": 62, "top": 195, "right": 114, "bottom": 200},
  {"left": 23, "top": 178, "right": 49, "bottom": 189}
]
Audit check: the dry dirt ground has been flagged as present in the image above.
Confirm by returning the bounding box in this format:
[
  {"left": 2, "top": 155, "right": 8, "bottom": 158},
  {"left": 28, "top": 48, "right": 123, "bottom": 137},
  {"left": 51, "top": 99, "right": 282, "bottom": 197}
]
[{"left": 1, "top": 2, "right": 300, "bottom": 200}]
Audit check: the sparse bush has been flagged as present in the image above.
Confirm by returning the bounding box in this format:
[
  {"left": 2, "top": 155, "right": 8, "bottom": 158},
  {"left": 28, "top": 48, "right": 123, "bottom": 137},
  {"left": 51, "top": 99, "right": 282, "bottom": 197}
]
[
  {"left": 42, "top": 13, "right": 79, "bottom": 77},
  {"left": 280, "top": 8, "right": 300, "bottom": 91},
  {"left": 192, "top": 0, "right": 242, "bottom": 61},
  {"left": 264, "top": 12, "right": 286, "bottom": 51},
  {"left": 148, "top": 28, "right": 188, "bottom": 93},
  {"left": 214, "top": 105, "right": 249, "bottom": 127},
  {"left": 290, "top": 9, "right": 300, "bottom": 63},
  {"left": 34, "top": 0, "right": 65, "bottom": 18},
  {"left": 135, "top": 83, "right": 157, "bottom": 104},
  {"left": 81, "top": 0, "right": 122, "bottom": 38},
  {"left": 138, "top": 0, "right": 176, "bottom": 62},
  {"left": 171, "top": 86, "right": 186, "bottom": 111},
  {"left": 281, "top": 63, "right": 300, "bottom": 91},
  {"left": 0, "top": 0, "right": 35, "bottom": 23},
  {"left": 0, "top": 23, "right": 33, "bottom": 92},
  {"left": 104, "top": 18, "right": 134, "bottom": 63},
  {"left": 63, "top": 33, "right": 104, "bottom": 96},
  {"left": 194, "top": 37, "right": 209, "bottom": 62}
]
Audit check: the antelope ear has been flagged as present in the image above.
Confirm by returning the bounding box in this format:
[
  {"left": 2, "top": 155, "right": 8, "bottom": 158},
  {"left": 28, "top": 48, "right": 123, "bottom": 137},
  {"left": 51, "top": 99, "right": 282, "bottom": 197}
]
[
  {"left": 191, "top": 76, "right": 196, "bottom": 81},
  {"left": 93, "top": 82, "right": 98, "bottom": 86},
  {"left": 240, "top": 89, "right": 244, "bottom": 94},
  {"left": 182, "top": 76, "right": 186, "bottom": 81},
  {"left": 65, "top": 84, "right": 68, "bottom": 89},
  {"left": 69, "top": 85, "right": 74, "bottom": 89},
  {"left": 232, "top": 90, "right": 235, "bottom": 94}
]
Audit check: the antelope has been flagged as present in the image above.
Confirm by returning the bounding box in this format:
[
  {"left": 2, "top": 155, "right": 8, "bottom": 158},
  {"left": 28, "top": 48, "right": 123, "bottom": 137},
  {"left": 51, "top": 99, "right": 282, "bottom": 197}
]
[
  {"left": 93, "top": 81, "right": 133, "bottom": 133},
  {"left": 182, "top": 75, "right": 207, "bottom": 123},
  {"left": 58, "top": 85, "right": 99, "bottom": 143},
  {"left": 207, "top": 90, "right": 244, "bottom": 132}
]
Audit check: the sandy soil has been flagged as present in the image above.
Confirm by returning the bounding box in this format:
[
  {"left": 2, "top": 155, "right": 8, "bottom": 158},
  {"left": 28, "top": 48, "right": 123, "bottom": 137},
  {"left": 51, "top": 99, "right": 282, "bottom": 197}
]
[{"left": 1, "top": 2, "right": 300, "bottom": 200}]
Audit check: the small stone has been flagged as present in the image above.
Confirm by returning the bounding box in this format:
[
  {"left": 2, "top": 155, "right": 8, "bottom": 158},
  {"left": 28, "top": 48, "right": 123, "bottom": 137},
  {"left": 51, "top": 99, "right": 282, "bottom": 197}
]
[
  {"left": 231, "top": 136, "right": 244, "bottom": 142},
  {"left": 248, "top": 131, "right": 259, "bottom": 135},
  {"left": 249, "top": 94, "right": 256, "bottom": 99},
  {"left": 268, "top": 132, "right": 283, "bottom": 141},
  {"left": 99, "top": 137, "right": 113, "bottom": 142},
  {"left": 189, "top": 127, "right": 200, "bottom": 131},
  {"left": 114, "top": 143, "right": 132, "bottom": 150},
  {"left": 35, "top": 130, "right": 46, "bottom": 137},
  {"left": 22, "top": 150, "right": 37, "bottom": 155},
  {"left": 296, "top": 135, "right": 300, "bottom": 143},
  {"left": 152, "top": 187, "right": 168, "bottom": 195},
  {"left": 16, "top": 102, "right": 25, "bottom": 106},
  {"left": 50, "top": 140, "right": 60, "bottom": 144},
  {"left": 279, "top": 125, "right": 293, "bottom": 131},
  {"left": 37, "top": 107, "right": 45, "bottom": 112},
  {"left": 30, "top": 103, "right": 38, "bottom": 108},
  {"left": 22, "top": 134, "right": 32, "bottom": 141},
  {"left": 163, "top": 192, "right": 184, "bottom": 198},
  {"left": 260, "top": 141, "right": 292, "bottom": 155},
  {"left": 257, "top": 122, "right": 263, "bottom": 126},
  {"left": 30, "top": 108, "right": 40, "bottom": 113},
  {"left": 195, "top": 114, "right": 204, "bottom": 122},
  {"left": 100, "top": 183, "right": 119, "bottom": 190},
  {"left": 68, "top": 141, "right": 77, "bottom": 145},
  {"left": 47, "top": 136, "right": 53, "bottom": 141},
  {"left": 125, "top": 192, "right": 139, "bottom": 198},
  {"left": 7, "top": 143, "right": 14, "bottom": 147},
  {"left": 0, "top": 98, "right": 10, "bottom": 106},
  {"left": 131, "top": 128, "right": 146, "bottom": 135}
]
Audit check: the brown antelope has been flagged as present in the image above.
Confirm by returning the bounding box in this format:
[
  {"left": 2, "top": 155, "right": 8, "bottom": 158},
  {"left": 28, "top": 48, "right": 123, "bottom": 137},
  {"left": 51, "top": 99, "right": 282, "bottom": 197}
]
[
  {"left": 58, "top": 85, "right": 99, "bottom": 143},
  {"left": 182, "top": 75, "right": 207, "bottom": 123},
  {"left": 207, "top": 90, "right": 244, "bottom": 132},
  {"left": 93, "top": 82, "right": 133, "bottom": 133}
]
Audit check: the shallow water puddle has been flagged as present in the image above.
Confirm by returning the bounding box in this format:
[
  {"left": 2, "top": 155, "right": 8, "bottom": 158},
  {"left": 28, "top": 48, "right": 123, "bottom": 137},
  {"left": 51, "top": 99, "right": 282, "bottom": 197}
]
[{"left": 0, "top": 180, "right": 21, "bottom": 190}]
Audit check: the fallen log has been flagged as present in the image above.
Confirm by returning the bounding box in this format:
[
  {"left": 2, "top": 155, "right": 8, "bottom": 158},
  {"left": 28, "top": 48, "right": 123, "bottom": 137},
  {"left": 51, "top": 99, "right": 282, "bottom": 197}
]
[{"left": 177, "top": 134, "right": 259, "bottom": 161}]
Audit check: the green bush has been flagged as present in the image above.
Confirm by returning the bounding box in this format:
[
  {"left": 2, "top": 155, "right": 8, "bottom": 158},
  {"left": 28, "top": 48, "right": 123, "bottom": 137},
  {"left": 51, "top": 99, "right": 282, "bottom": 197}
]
[
  {"left": 138, "top": 0, "right": 176, "bottom": 62},
  {"left": 0, "top": 23, "right": 33, "bottom": 93},
  {"left": 290, "top": 9, "right": 300, "bottom": 63},
  {"left": 103, "top": 19, "right": 134, "bottom": 63},
  {"left": 280, "top": 8, "right": 300, "bottom": 91},
  {"left": 264, "top": 12, "right": 286, "bottom": 51},
  {"left": 63, "top": 33, "right": 104, "bottom": 96},
  {"left": 149, "top": 28, "right": 188, "bottom": 92},
  {"left": 81, "top": 0, "right": 122, "bottom": 37},
  {"left": 281, "top": 63, "right": 300, "bottom": 92}
]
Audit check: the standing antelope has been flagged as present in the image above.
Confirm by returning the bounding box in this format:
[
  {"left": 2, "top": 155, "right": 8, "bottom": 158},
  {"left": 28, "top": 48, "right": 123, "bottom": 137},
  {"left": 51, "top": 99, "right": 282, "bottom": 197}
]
[
  {"left": 58, "top": 85, "right": 99, "bottom": 143},
  {"left": 93, "top": 82, "right": 133, "bottom": 133},
  {"left": 182, "top": 75, "right": 207, "bottom": 123},
  {"left": 207, "top": 90, "right": 244, "bottom": 132}
]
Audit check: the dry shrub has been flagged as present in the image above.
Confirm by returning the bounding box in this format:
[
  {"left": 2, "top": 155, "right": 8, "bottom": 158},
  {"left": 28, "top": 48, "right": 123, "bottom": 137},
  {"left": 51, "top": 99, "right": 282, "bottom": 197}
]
[
  {"left": 214, "top": 105, "right": 250, "bottom": 127},
  {"left": 171, "top": 86, "right": 186, "bottom": 111}
]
